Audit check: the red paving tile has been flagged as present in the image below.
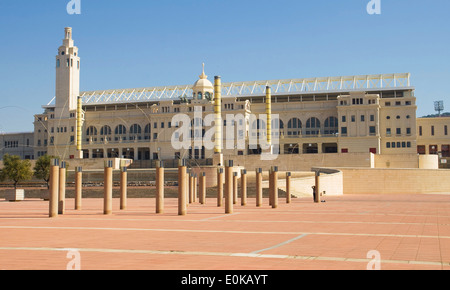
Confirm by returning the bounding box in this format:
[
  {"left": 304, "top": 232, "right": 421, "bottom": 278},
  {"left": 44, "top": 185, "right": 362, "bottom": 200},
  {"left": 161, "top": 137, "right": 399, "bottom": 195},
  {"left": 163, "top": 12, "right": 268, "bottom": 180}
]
[{"left": 1, "top": 194, "right": 450, "bottom": 270}]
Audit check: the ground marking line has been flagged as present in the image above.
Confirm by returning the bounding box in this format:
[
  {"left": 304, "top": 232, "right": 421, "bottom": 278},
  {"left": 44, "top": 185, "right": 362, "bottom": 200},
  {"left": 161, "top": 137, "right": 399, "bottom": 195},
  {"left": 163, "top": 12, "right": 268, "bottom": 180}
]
[
  {"left": 1, "top": 217, "right": 449, "bottom": 227},
  {"left": 1, "top": 225, "right": 449, "bottom": 240},
  {"left": 252, "top": 234, "right": 308, "bottom": 254},
  {"left": 0, "top": 246, "right": 448, "bottom": 267},
  {"left": 201, "top": 213, "right": 241, "bottom": 221}
]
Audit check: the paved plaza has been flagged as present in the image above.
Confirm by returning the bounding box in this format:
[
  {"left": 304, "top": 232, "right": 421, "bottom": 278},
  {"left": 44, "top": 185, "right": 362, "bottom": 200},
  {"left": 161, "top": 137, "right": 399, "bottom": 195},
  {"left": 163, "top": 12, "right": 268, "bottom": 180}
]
[{"left": 1, "top": 194, "right": 450, "bottom": 270}]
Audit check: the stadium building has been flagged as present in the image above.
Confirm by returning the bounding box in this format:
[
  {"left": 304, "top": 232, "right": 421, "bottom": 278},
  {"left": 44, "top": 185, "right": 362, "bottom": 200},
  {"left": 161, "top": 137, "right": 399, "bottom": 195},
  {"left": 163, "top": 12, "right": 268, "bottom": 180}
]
[{"left": 28, "top": 28, "right": 449, "bottom": 170}]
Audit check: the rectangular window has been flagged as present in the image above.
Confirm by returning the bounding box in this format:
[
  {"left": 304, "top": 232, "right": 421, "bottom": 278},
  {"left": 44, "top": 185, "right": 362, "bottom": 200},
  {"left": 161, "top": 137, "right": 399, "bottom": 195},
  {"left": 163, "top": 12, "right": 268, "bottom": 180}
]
[
  {"left": 431, "top": 126, "right": 435, "bottom": 136},
  {"left": 341, "top": 127, "right": 348, "bottom": 136},
  {"left": 402, "top": 142, "right": 406, "bottom": 148},
  {"left": 386, "top": 128, "right": 391, "bottom": 136},
  {"left": 392, "top": 142, "right": 396, "bottom": 148},
  {"left": 361, "top": 115, "right": 365, "bottom": 122},
  {"left": 351, "top": 116, "right": 356, "bottom": 122},
  {"left": 396, "top": 128, "right": 401, "bottom": 135},
  {"left": 341, "top": 148, "right": 348, "bottom": 153},
  {"left": 161, "top": 122, "right": 165, "bottom": 129},
  {"left": 396, "top": 101, "right": 401, "bottom": 106},
  {"left": 419, "top": 126, "right": 423, "bottom": 136},
  {"left": 430, "top": 145, "right": 438, "bottom": 155},
  {"left": 417, "top": 145, "right": 426, "bottom": 155},
  {"left": 385, "top": 102, "right": 391, "bottom": 106},
  {"left": 442, "top": 145, "right": 450, "bottom": 157},
  {"left": 445, "top": 125, "right": 448, "bottom": 136},
  {"left": 369, "top": 126, "right": 376, "bottom": 135},
  {"left": 342, "top": 116, "right": 346, "bottom": 123},
  {"left": 56, "top": 59, "right": 60, "bottom": 68},
  {"left": 406, "top": 128, "right": 411, "bottom": 136},
  {"left": 406, "top": 101, "right": 411, "bottom": 105},
  {"left": 370, "top": 115, "right": 375, "bottom": 122},
  {"left": 407, "top": 142, "right": 411, "bottom": 148},
  {"left": 386, "top": 142, "right": 391, "bottom": 148},
  {"left": 154, "top": 123, "right": 157, "bottom": 129},
  {"left": 153, "top": 133, "right": 158, "bottom": 140}
]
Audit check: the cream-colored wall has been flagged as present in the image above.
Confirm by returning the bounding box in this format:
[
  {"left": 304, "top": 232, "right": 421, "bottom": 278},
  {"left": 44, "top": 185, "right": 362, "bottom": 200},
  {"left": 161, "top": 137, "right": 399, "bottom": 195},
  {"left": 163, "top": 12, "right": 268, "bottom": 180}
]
[
  {"left": 341, "top": 168, "right": 450, "bottom": 195},
  {"left": 220, "top": 153, "right": 373, "bottom": 171},
  {"left": 417, "top": 117, "right": 450, "bottom": 155}
]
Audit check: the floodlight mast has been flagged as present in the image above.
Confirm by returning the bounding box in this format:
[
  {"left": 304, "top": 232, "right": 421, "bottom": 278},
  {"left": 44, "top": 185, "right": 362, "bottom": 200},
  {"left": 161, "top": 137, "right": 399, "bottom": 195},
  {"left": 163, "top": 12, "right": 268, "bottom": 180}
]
[{"left": 434, "top": 101, "right": 444, "bottom": 117}]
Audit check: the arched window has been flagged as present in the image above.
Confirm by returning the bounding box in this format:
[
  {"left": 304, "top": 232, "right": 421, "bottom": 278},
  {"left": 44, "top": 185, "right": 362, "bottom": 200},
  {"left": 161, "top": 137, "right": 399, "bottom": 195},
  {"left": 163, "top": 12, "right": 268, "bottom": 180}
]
[
  {"left": 272, "top": 119, "right": 284, "bottom": 137},
  {"left": 205, "top": 92, "right": 211, "bottom": 100},
  {"left": 324, "top": 117, "right": 339, "bottom": 135},
  {"left": 144, "top": 124, "right": 152, "bottom": 140},
  {"left": 198, "top": 92, "right": 203, "bottom": 100},
  {"left": 115, "top": 125, "right": 127, "bottom": 135},
  {"left": 130, "top": 124, "right": 142, "bottom": 134},
  {"left": 306, "top": 117, "right": 320, "bottom": 135},
  {"left": 86, "top": 126, "right": 97, "bottom": 136},
  {"left": 287, "top": 118, "right": 302, "bottom": 136},
  {"left": 100, "top": 125, "right": 112, "bottom": 136},
  {"left": 130, "top": 124, "right": 142, "bottom": 140}
]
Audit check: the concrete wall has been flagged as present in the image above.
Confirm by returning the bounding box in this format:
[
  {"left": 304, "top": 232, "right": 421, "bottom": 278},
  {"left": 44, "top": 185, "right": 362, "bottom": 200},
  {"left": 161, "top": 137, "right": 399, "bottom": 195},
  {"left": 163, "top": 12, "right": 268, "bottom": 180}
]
[
  {"left": 340, "top": 168, "right": 450, "bottom": 195},
  {"left": 220, "top": 153, "right": 374, "bottom": 172},
  {"left": 374, "top": 154, "right": 438, "bottom": 169}
]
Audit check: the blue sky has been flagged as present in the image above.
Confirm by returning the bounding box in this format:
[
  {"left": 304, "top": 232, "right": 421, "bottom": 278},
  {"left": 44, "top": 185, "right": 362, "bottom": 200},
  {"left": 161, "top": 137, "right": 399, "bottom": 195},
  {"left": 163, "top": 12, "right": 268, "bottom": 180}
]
[{"left": 0, "top": 0, "right": 449, "bottom": 132}]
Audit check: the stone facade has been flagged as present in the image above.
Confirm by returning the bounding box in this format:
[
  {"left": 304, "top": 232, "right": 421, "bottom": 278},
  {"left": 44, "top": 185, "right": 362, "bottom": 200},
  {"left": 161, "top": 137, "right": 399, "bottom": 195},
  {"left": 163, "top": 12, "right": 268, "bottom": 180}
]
[{"left": 28, "top": 28, "right": 449, "bottom": 170}]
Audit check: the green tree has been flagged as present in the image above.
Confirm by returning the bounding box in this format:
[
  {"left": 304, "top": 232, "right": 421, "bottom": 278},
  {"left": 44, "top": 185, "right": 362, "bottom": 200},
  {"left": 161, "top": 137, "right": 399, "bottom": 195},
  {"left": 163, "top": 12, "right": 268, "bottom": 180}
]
[
  {"left": 0, "top": 154, "right": 33, "bottom": 190},
  {"left": 33, "top": 155, "right": 53, "bottom": 189},
  {"left": 33, "top": 155, "right": 65, "bottom": 189}
]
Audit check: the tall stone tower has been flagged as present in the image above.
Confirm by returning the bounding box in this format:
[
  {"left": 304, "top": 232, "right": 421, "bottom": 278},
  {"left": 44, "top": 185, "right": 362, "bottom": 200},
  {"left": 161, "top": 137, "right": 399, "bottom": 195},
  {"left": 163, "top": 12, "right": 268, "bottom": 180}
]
[
  {"left": 55, "top": 27, "right": 80, "bottom": 117},
  {"left": 48, "top": 27, "right": 81, "bottom": 159}
]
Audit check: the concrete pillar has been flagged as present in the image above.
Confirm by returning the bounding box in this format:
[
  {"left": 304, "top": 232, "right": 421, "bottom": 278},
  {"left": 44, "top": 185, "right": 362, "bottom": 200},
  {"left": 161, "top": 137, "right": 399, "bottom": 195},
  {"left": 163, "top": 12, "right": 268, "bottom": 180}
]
[
  {"left": 256, "top": 168, "right": 263, "bottom": 207},
  {"left": 104, "top": 160, "right": 113, "bottom": 215},
  {"left": 178, "top": 160, "right": 187, "bottom": 216},
  {"left": 225, "top": 160, "right": 234, "bottom": 214},
  {"left": 193, "top": 174, "right": 198, "bottom": 203},
  {"left": 241, "top": 169, "right": 247, "bottom": 206},
  {"left": 189, "top": 172, "right": 194, "bottom": 204},
  {"left": 120, "top": 167, "right": 127, "bottom": 210},
  {"left": 156, "top": 161, "right": 164, "bottom": 214},
  {"left": 49, "top": 159, "right": 59, "bottom": 218},
  {"left": 217, "top": 167, "right": 224, "bottom": 207},
  {"left": 58, "top": 161, "right": 66, "bottom": 215},
  {"left": 199, "top": 172, "right": 206, "bottom": 205},
  {"left": 286, "top": 172, "right": 292, "bottom": 204},
  {"left": 271, "top": 166, "right": 279, "bottom": 209},
  {"left": 75, "top": 167, "right": 82, "bottom": 210},
  {"left": 314, "top": 171, "right": 321, "bottom": 203},
  {"left": 269, "top": 170, "right": 273, "bottom": 207},
  {"left": 233, "top": 172, "right": 238, "bottom": 205},
  {"left": 185, "top": 168, "right": 189, "bottom": 207},
  {"left": 318, "top": 143, "right": 323, "bottom": 154}
]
